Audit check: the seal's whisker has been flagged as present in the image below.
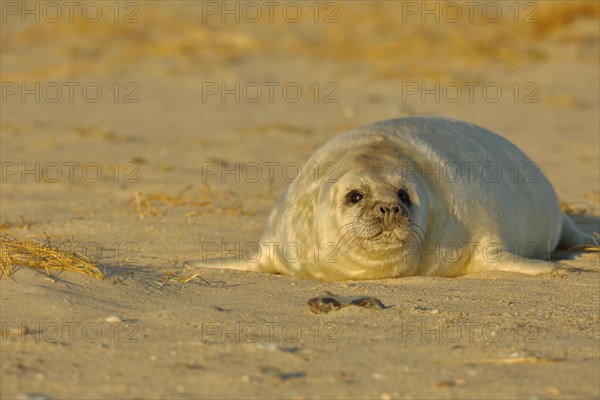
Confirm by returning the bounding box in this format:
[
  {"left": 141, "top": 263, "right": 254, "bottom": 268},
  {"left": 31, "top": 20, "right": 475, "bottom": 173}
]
[
  {"left": 409, "top": 223, "right": 425, "bottom": 254},
  {"left": 336, "top": 218, "right": 383, "bottom": 255},
  {"left": 336, "top": 221, "right": 363, "bottom": 235},
  {"left": 340, "top": 236, "right": 361, "bottom": 256},
  {"left": 336, "top": 224, "right": 364, "bottom": 255}
]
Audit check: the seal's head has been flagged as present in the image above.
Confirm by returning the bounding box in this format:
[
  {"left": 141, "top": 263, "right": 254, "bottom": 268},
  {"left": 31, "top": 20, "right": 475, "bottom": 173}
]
[
  {"left": 330, "top": 162, "right": 424, "bottom": 253},
  {"left": 333, "top": 169, "right": 418, "bottom": 252},
  {"left": 299, "top": 142, "right": 427, "bottom": 279}
]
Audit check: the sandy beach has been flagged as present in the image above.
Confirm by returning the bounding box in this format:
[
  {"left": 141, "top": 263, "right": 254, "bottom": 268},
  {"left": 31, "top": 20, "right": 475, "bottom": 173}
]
[{"left": 1, "top": 1, "right": 599, "bottom": 399}]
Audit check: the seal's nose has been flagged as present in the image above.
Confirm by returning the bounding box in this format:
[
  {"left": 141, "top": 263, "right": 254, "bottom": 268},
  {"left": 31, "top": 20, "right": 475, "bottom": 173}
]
[
  {"left": 378, "top": 204, "right": 400, "bottom": 216},
  {"left": 374, "top": 202, "right": 402, "bottom": 226}
]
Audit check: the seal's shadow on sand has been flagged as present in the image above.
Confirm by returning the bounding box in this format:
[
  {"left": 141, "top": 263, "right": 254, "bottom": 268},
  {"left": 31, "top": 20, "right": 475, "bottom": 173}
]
[{"left": 98, "top": 262, "right": 260, "bottom": 289}]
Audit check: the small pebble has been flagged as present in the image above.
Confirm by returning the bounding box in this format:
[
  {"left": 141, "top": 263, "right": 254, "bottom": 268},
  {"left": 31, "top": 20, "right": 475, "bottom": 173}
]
[
  {"left": 105, "top": 316, "right": 123, "bottom": 323},
  {"left": 255, "top": 343, "right": 278, "bottom": 352}
]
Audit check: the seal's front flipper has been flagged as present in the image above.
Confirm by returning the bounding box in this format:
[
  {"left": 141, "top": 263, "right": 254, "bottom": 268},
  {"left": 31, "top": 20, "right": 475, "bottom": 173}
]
[
  {"left": 471, "top": 252, "right": 558, "bottom": 276},
  {"left": 183, "top": 257, "right": 260, "bottom": 272}
]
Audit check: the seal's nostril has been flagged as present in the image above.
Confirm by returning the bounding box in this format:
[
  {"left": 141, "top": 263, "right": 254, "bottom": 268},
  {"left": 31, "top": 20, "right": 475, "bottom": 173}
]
[
  {"left": 393, "top": 207, "right": 400, "bottom": 215},
  {"left": 380, "top": 207, "right": 386, "bottom": 214}
]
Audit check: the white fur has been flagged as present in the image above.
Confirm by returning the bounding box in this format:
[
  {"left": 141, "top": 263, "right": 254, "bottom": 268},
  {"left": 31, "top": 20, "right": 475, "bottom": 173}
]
[{"left": 186, "top": 117, "right": 593, "bottom": 280}]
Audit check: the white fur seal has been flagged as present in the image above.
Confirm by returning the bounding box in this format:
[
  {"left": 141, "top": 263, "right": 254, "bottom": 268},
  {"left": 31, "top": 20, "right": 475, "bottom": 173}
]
[{"left": 186, "top": 117, "right": 593, "bottom": 281}]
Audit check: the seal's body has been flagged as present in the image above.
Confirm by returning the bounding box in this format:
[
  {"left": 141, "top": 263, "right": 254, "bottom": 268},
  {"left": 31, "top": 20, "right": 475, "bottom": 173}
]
[{"left": 187, "top": 117, "right": 592, "bottom": 280}]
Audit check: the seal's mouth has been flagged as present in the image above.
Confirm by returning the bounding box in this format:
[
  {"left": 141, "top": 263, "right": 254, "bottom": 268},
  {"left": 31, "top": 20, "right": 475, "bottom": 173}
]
[
  {"left": 369, "top": 226, "right": 408, "bottom": 243},
  {"left": 335, "top": 217, "right": 418, "bottom": 256}
]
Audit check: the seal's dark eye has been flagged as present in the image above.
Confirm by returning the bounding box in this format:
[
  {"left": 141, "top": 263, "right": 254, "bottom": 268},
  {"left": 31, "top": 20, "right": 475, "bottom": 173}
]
[
  {"left": 397, "top": 188, "right": 411, "bottom": 206},
  {"left": 347, "top": 190, "right": 364, "bottom": 204}
]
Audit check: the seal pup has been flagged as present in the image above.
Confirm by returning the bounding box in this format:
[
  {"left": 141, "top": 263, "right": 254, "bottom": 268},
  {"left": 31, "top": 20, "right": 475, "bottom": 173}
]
[{"left": 186, "top": 117, "right": 594, "bottom": 281}]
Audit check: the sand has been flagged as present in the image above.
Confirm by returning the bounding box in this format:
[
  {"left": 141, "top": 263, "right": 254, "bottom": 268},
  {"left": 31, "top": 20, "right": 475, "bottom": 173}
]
[{"left": 1, "top": 1, "right": 599, "bottom": 399}]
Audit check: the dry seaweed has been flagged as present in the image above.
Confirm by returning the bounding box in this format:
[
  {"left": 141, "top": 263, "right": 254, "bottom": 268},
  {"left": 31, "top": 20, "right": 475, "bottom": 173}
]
[{"left": 0, "top": 233, "right": 103, "bottom": 280}]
